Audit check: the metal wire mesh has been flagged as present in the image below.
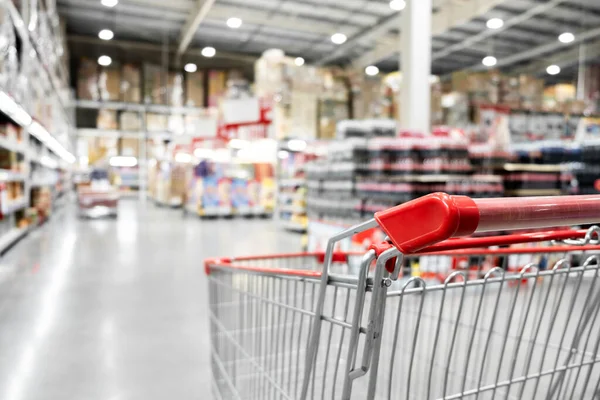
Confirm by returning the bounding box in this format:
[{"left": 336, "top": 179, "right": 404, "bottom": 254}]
[{"left": 208, "top": 249, "right": 600, "bottom": 399}]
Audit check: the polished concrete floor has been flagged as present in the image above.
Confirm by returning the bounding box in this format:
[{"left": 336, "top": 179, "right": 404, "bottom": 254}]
[{"left": 0, "top": 199, "right": 300, "bottom": 400}]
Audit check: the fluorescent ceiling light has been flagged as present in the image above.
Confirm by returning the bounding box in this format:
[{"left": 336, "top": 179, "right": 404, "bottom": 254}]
[
  {"left": 278, "top": 150, "right": 289, "bottom": 159},
  {"left": 201, "top": 47, "right": 216, "bottom": 58},
  {"left": 389, "top": 0, "right": 406, "bottom": 11},
  {"left": 482, "top": 56, "right": 497, "bottom": 67},
  {"left": 226, "top": 17, "right": 242, "bottom": 29},
  {"left": 109, "top": 156, "right": 137, "bottom": 167},
  {"left": 101, "top": 0, "right": 118, "bottom": 7},
  {"left": 175, "top": 153, "right": 192, "bottom": 163},
  {"left": 294, "top": 57, "right": 305, "bottom": 66},
  {"left": 546, "top": 64, "right": 561, "bottom": 75},
  {"left": 98, "top": 55, "right": 112, "bottom": 66},
  {"left": 287, "top": 139, "right": 307, "bottom": 152},
  {"left": 365, "top": 65, "right": 379, "bottom": 76},
  {"left": 558, "top": 32, "right": 575, "bottom": 43},
  {"left": 184, "top": 63, "right": 197, "bottom": 73},
  {"left": 98, "top": 29, "right": 114, "bottom": 40},
  {"left": 331, "top": 33, "right": 347, "bottom": 45},
  {"left": 486, "top": 18, "right": 504, "bottom": 29}
]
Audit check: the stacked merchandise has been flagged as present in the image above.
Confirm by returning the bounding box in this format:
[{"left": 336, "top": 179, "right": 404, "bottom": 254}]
[
  {"left": 573, "top": 117, "right": 600, "bottom": 196},
  {"left": 185, "top": 159, "right": 274, "bottom": 218},
  {"left": 149, "top": 161, "right": 187, "bottom": 207},
  {"left": 306, "top": 120, "right": 506, "bottom": 251},
  {"left": 277, "top": 141, "right": 315, "bottom": 232}
]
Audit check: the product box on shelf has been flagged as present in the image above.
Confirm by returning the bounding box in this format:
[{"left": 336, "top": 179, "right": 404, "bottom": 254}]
[
  {"left": 208, "top": 70, "right": 227, "bottom": 108},
  {"left": 119, "top": 138, "right": 140, "bottom": 157},
  {"left": 185, "top": 70, "right": 205, "bottom": 107},
  {"left": 143, "top": 63, "right": 166, "bottom": 105},
  {"left": 97, "top": 109, "right": 118, "bottom": 130},
  {"left": 99, "top": 64, "right": 121, "bottom": 101},
  {"left": 119, "top": 112, "right": 142, "bottom": 131},
  {"left": 146, "top": 113, "right": 168, "bottom": 131},
  {"left": 77, "top": 57, "right": 99, "bottom": 100},
  {"left": 122, "top": 64, "right": 141, "bottom": 103}
]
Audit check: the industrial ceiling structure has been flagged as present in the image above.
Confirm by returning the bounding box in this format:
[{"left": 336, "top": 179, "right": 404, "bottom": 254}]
[{"left": 58, "top": 0, "right": 600, "bottom": 79}]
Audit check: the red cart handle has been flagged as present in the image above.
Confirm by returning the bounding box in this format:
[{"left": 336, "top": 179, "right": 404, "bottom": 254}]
[{"left": 375, "top": 193, "right": 600, "bottom": 254}]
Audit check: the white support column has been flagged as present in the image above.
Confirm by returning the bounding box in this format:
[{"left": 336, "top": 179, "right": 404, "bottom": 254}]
[{"left": 400, "top": 0, "right": 432, "bottom": 133}]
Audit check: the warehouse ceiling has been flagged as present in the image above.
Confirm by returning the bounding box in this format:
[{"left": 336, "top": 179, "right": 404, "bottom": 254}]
[{"left": 58, "top": 0, "right": 600, "bottom": 77}]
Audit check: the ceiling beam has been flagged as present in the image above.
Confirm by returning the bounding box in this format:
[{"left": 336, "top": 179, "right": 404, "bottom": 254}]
[
  {"left": 315, "top": 13, "right": 399, "bottom": 66},
  {"left": 68, "top": 35, "right": 257, "bottom": 63},
  {"left": 512, "top": 40, "right": 600, "bottom": 76},
  {"left": 352, "top": 0, "right": 507, "bottom": 69},
  {"left": 177, "top": 0, "right": 217, "bottom": 55},
  {"left": 431, "top": 0, "right": 566, "bottom": 61},
  {"left": 470, "top": 25, "right": 600, "bottom": 71}
]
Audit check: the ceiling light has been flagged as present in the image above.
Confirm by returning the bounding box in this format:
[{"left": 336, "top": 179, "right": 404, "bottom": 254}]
[
  {"left": 101, "top": 0, "right": 118, "bottom": 7},
  {"left": 278, "top": 150, "right": 289, "bottom": 159},
  {"left": 109, "top": 156, "right": 137, "bottom": 167},
  {"left": 389, "top": 0, "right": 406, "bottom": 11},
  {"left": 295, "top": 57, "right": 305, "bottom": 66},
  {"left": 546, "top": 64, "right": 561, "bottom": 75},
  {"left": 558, "top": 32, "right": 575, "bottom": 43},
  {"left": 201, "top": 46, "right": 216, "bottom": 58},
  {"left": 365, "top": 65, "right": 379, "bottom": 76},
  {"left": 98, "top": 29, "right": 114, "bottom": 40},
  {"left": 184, "top": 63, "right": 197, "bottom": 73},
  {"left": 98, "top": 55, "right": 112, "bottom": 66},
  {"left": 331, "top": 33, "right": 347, "bottom": 45},
  {"left": 486, "top": 18, "right": 504, "bottom": 30},
  {"left": 287, "top": 139, "right": 307, "bottom": 152},
  {"left": 226, "top": 17, "right": 242, "bottom": 29},
  {"left": 482, "top": 56, "right": 497, "bottom": 67}
]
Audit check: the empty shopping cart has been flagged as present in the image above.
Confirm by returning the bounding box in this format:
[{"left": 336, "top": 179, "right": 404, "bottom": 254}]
[{"left": 205, "top": 193, "right": 600, "bottom": 399}]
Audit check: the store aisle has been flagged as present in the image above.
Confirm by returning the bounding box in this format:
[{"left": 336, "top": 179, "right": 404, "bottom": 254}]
[{"left": 0, "top": 199, "right": 301, "bottom": 400}]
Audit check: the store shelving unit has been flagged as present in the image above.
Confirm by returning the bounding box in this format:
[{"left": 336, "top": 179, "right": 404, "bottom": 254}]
[{"left": 0, "top": 1, "right": 75, "bottom": 253}]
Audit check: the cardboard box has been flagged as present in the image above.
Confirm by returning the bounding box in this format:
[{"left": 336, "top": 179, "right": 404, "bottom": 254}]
[
  {"left": 120, "top": 138, "right": 140, "bottom": 157},
  {"left": 77, "top": 58, "right": 99, "bottom": 100},
  {"left": 146, "top": 113, "right": 168, "bottom": 131},
  {"left": 97, "top": 109, "right": 118, "bottom": 130},
  {"left": 143, "top": 64, "right": 166, "bottom": 105},
  {"left": 208, "top": 70, "right": 227, "bottom": 107},
  {"left": 122, "top": 64, "right": 141, "bottom": 103},
  {"left": 168, "top": 72, "right": 184, "bottom": 107},
  {"left": 99, "top": 65, "right": 121, "bottom": 101},
  {"left": 185, "top": 71, "right": 204, "bottom": 107},
  {"left": 119, "top": 112, "right": 142, "bottom": 131}
]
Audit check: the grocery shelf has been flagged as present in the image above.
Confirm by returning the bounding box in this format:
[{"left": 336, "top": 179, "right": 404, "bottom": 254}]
[
  {"left": 78, "top": 128, "right": 174, "bottom": 139},
  {"left": 0, "top": 137, "right": 26, "bottom": 154},
  {"left": 503, "top": 163, "right": 567, "bottom": 172},
  {"left": 5, "top": 2, "right": 70, "bottom": 125},
  {"left": 0, "top": 226, "right": 29, "bottom": 255},
  {"left": 31, "top": 181, "right": 58, "bottom": 188},
  {"left": 74, "top": 99, "right": 211, "bottom": 116},
  {"left": 279, "top": 178, "right": 306, "bottom": 188},
  {"left": 3, "top": 198, "right": 28, "bottom": 215},
  {"left": 0, "top": 170, "right": 27, "bottom": 182}
]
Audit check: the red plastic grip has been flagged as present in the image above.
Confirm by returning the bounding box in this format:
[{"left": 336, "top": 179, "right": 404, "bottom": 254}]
[
  {"left": 374, "top": 193, "right": 480, "bottom": 254},
  {"left": 375, "top": 193, "right": 600, "bottom": 254}
]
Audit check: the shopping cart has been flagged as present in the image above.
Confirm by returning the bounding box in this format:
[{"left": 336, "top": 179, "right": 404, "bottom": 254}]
[{"left": 205, "top": 193, "right": 600, "bottom": 399}]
